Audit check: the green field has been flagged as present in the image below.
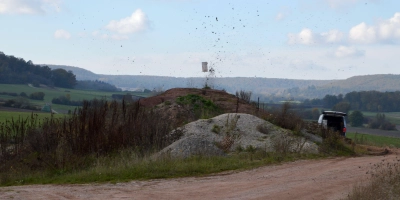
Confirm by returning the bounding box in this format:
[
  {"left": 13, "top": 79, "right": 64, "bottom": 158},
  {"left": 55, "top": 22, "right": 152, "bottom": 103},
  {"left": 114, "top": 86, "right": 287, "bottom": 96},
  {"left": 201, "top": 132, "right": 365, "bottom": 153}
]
[
  {"left": 0, "top": 111, "right": 66, "bottom": 123},
  {"left": 360, "top": 111, "right": 400, "bottom": 125},
  {"left": 347, "top": 132, "right": 400, "bottom": 147},
  {"left": 0, "top": 84, "right": 151, "bottom": 113}
]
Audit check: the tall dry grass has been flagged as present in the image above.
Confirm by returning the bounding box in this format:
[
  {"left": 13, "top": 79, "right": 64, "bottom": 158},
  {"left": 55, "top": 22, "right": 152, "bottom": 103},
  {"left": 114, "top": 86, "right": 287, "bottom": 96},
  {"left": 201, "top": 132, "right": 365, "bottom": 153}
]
[
  {"left": 345, "top": 159, "right": 400, "bottom": 200},
  {"left": 0, "top": 99, "right": 179, "bottom": 184}
]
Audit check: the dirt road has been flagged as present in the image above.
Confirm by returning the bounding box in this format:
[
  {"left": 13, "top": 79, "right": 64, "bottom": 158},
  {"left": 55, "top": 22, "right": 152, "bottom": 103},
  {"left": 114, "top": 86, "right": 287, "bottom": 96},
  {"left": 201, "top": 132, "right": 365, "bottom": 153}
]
[{"left": 1, "top": 151, "right": 398, "bottom": 200}]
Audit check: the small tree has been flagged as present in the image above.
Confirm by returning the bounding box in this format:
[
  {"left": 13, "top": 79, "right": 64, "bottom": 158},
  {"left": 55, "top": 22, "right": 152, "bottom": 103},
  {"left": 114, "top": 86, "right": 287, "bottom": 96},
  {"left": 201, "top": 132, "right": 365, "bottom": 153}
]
[
  {"left": 236, "top": 90, "right": 252, "bottom": 103},
  {"left": 349, "top": 110, "right": 364, "bottom": 127},
  {"left": 20, "top": 92, "right": 28, "bottom": 98},
  {"left": 311, "top": 108, "right": 320, "bottom": 119},
  {"left": 332, "top": 102, "right": 351, "bottom": 113},
  {"left": 29, "top": 92, "right": 45, "bottom": 100}
]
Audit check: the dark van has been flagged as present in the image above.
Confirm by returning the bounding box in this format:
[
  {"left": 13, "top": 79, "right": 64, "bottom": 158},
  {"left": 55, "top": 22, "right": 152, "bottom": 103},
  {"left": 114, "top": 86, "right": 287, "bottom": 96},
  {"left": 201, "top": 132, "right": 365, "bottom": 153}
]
[{"left": 318, "top": 111, "right": 347, "bottom": 137}]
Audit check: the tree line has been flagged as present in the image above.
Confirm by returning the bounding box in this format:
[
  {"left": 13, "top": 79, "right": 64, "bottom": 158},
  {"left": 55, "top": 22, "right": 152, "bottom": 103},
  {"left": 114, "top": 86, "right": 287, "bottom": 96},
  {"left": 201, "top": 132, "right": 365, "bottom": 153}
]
[
  {"left": 303, "top": 90, "right": 400, "bottom": 112},
  {"left": 0, "top": 52, "right": 76, "bottom": 88},
  {"left": 75, "top": 80, "right": 121, "bottom": 92}
]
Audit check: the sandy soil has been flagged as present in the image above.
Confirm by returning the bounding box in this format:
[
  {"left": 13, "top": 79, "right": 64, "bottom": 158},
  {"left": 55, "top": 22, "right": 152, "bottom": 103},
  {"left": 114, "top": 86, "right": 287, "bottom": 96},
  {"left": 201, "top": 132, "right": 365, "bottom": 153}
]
[{"left": 1, "top": 150, "right": 398, "bottom": 200}]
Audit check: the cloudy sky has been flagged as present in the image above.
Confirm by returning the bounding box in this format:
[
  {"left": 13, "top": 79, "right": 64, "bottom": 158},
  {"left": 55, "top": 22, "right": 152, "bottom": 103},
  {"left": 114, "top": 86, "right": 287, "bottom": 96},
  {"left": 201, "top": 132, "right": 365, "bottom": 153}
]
[{"left": 1, "top": 0, "right": 400, "bottom": 79}]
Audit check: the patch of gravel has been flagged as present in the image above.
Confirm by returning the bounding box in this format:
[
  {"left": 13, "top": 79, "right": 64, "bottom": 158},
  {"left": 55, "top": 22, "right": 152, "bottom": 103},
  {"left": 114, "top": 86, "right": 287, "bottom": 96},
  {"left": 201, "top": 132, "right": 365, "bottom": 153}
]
[{"left": 157, "top": 113, "right": 319, "bottom": 158}]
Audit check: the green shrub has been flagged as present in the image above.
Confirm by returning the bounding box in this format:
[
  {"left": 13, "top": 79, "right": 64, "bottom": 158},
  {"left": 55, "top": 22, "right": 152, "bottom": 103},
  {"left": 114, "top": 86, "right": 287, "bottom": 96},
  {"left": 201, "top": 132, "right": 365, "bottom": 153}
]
[
  {"left": 29, "top": 92, "right": 45, "bottom": 100},
  {"left": 175, "top": 94, "right": 220, "bottom": 120},
  {"left": 349, "top": 110, "right": 364, "bottom": 127}
]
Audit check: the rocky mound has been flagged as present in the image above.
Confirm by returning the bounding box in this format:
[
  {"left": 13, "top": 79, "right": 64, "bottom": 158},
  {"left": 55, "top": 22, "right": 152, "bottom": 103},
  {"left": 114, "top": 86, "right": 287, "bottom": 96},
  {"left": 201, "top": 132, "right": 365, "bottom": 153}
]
[{"left": 157, "top": 113, "right": 319, "bottom": 158}]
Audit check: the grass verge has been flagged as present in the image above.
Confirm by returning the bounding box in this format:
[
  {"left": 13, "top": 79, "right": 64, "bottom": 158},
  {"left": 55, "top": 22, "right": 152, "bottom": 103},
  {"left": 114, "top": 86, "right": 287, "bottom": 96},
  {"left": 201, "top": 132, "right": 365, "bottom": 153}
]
[
  {"left": 0, "top": 150, "right": 321, "bottom": 186},
  {"left": 347, "top": 132, "right": 400, "bottom": 148}
]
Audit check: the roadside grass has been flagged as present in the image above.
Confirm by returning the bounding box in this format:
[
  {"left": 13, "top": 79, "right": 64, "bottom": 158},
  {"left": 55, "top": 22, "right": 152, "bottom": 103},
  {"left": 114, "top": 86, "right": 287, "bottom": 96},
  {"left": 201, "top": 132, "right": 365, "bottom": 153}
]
[
  {"left": 347, "top": 132, "right": 400, "bottom": 148},
  {"left": 345, "top": 158, "right": 400, "bottom": 200},
  {"left": 0, "top": 150, "right": 321, "bottom": 186}
]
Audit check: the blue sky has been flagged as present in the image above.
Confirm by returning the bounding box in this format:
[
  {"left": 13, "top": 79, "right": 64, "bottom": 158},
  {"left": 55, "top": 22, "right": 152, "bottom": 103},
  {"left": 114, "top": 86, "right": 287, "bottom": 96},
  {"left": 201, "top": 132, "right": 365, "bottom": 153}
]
[{"left": 1, "top": 0, "right": 400, "bottom": 79}]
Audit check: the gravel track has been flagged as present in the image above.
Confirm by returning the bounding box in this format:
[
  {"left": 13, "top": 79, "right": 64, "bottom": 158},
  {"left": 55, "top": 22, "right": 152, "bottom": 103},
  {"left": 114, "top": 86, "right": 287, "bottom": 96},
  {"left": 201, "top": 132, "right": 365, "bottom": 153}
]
[{"left": 1, "top": 150, "right": 398, "bottom": 200}]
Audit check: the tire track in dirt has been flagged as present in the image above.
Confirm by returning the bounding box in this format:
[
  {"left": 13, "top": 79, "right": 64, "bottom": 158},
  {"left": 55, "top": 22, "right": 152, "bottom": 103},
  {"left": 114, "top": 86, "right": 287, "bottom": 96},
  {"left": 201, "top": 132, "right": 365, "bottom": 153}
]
[{"left": 1, "top": 151, "right": 398, "bottom": 200}]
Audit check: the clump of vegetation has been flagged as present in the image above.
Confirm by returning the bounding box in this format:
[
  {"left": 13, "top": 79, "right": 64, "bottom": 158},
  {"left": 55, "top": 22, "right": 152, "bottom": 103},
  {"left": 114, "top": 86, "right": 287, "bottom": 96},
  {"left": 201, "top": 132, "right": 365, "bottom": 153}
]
[
  {"left": 52, "top": 95, "right": 82, "bottom": 106},
  {"left": 264, "top": 102, "right": 304, "bottom": 132},
  {"left": 3, "top": 97, "right": 38, "bottom": 111},
  {"left": 176, "top": 94, "right": 221, "bottom": 119},
  {"left": 368, "top": 113, "right": 397, "bottom": 130},
  {"left": 0, "top": 92, "right": 18, "bottom": 97},
  {"left": 0, "top": 99, "right": 178, "bottom": 185},
  {"left": 202, "top": 83, "right": 211, "bottom": 89},
  {"left": 318, "top": 128, "right": 354, "bottom": 156},
  {"left": 349, "top": 110, "right": 364, "bottom": 127},
  {"left": 215, "top": 114, "right": 241, "bottom": 152},
  {"left": 236, "top": 90, "right": 252, "bottom": 103},
  {"left": 29, "top": 92, "right": 45, "bottom": 100},
  {"left": 271, "top": 134, "right": 296, "bottom": 158},
  {"left": 345, "top": 160, "right": 400, "bottom": 200}
]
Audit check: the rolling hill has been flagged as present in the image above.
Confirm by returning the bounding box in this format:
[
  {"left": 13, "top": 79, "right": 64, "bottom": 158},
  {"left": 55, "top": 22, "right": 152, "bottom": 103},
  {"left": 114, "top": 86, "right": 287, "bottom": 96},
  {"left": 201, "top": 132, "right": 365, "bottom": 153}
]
[{"left": 46, "top": 65, "right": 400, "bottom": 100}]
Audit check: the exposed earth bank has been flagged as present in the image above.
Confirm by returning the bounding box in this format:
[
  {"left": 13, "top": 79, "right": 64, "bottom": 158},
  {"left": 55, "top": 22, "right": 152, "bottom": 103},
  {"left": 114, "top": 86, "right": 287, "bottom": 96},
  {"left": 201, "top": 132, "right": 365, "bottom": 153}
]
[{"left": 1, "top": 150, "right": 398, "bottom": 200}]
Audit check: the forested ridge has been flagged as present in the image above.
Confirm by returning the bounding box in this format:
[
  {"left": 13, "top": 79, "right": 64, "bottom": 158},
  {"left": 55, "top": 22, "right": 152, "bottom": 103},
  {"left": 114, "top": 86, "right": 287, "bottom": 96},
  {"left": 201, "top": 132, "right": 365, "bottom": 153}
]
[
  {"left": 0, "top": 52, "right": 76, "bottom": 88},
  {"left": 304, "top": 90, "right": 400, "bottom": 112}
]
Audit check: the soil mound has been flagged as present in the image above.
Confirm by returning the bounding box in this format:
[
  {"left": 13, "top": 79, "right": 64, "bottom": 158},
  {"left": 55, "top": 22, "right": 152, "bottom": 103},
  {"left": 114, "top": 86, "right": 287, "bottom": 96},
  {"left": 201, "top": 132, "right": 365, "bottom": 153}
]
[{"left": 139, "top": 88, "right": 258, "bottom": 114}]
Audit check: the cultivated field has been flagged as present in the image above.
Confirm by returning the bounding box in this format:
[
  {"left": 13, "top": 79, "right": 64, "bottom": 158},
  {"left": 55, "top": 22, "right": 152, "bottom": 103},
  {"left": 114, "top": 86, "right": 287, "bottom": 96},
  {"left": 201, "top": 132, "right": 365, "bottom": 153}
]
[{"left": 0, "top": 84, "right": 149, "bottom": 112}]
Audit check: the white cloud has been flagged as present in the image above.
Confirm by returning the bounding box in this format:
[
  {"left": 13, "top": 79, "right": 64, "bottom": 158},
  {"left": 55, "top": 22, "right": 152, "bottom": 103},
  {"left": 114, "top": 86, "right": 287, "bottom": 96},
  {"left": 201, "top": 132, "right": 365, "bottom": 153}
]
[
  {"left": 321, "top": 0, "right": 381, "bottom": 10},
  {"left": 324, "top": 0, "right": 359, "bottom": 9},
  {"left": 275, "top": 7, "right": 291, "bottom": 21},
  {"left": 105, "top": 9, "right": 150, "bottom": 34},
  {"left": 54, "top": 29, "right": 71, "bottom": 39},
  {"left": 289, "top": 13, "right": 400, "bottom": 45},
  {"left": 0, "top": 0, "right": 61, "bottom": 14},
  {"left": 288, "top": 28, "right": 344, "bottom": 45},
  {"left": 334, "top": 46, "right": 365, "bottom": 58},
  {"left": 275, "top": 12, "right": 285, "bottom": 21},
  {"left": 349, "top": 12, "right": 400, "bottom": 44},
  {"left": 321, "top": 29, "right": 344, "bottom": 43},
  {"left": 288, "top": 28, "right": 315, "bottom": 45}
]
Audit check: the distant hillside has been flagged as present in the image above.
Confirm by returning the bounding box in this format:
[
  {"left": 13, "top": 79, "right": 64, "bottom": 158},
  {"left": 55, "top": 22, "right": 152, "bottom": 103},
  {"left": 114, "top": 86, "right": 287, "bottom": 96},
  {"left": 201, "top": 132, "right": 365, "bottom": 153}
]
[
  {"left": 47, "top": 65, "right": 100, "bottom": 80},
  {"left": 45, "top": 65, "right": 333, "bottom": 94},
  {"left": 322, "top": 74, "right": 400, "bottom": 91},
  {"left": 283, "top": 74, "right": 400, "bottom": 99},
  {"left": 0, "top": 52, "right": 76, "bottom": 88},
  {"left": 46, "top": 65, "right": 400, "bottom": 100}
]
